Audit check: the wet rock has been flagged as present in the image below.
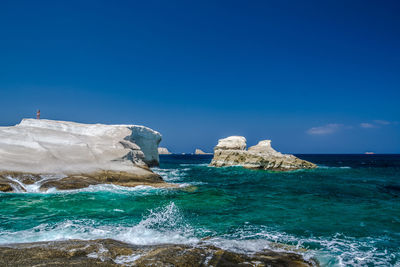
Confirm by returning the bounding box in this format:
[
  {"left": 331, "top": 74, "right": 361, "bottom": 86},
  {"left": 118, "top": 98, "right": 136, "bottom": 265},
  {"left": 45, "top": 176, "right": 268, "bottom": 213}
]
[
  {"left": 0, "top": 170, "right": 175, "bottom": 193},
  {"left": 0, "top": 239, "right": 318, "bottom": 267},
  {"left": 0, "top": 239, "right": 121, "bottom": 266},
  {"left": 0, "top": 180, "right": 13, "bottom": 192},
  {"left": 0, "top": 174, "right": 27, "bottom": 192},
  {"left": 40, "top": 175, "right": 101, "bottom": 190},
  {"left": 2, "top": 171, "right": 42, "bottom": 185},
  {"left": 39, "top": 170, "right": 172, "bottom": 191}
]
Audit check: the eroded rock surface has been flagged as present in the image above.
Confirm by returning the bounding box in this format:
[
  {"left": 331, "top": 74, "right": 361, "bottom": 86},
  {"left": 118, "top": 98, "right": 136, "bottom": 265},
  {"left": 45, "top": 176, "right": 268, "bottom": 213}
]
[
  {"left": 0, "top": 239, "right": 317, "bottom": 266},
  {"left": 210, "top": 137, "right": 317, "bottom": 171},
  {"left": 214, "top": 136, "right": 247, "bottom": 150},
  {"left": 0, "top": 119, "right": 171, "bottom": 192}
]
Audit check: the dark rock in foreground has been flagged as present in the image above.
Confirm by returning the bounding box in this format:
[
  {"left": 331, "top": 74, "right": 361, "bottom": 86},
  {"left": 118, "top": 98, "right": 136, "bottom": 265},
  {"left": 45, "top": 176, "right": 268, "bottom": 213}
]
[{"left": 0, "top": 239, "right": 317, "bottom": 267}]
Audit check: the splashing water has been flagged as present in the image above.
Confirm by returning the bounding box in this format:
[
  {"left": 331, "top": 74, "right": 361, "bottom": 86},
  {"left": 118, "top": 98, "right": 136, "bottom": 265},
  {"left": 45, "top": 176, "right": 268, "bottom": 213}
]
[
  {"left": 5, "top": 174, "right": 67, "bottom": 193},
  {"left": 0, "top": 202, "right": 199, "bottom": 246}
]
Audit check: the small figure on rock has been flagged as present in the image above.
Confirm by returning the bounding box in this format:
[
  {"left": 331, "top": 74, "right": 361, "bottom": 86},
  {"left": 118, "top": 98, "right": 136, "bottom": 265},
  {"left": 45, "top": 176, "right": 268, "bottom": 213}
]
[{"left": 36, "top": 110, "right": 40, "bottom": 120}]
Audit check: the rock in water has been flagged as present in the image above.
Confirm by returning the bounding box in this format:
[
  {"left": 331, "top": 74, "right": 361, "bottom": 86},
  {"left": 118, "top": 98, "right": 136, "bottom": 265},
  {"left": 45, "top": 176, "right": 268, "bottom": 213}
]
[
  {"left": 210, "top": 136, "right": 317, "bottom": 171},
  {"left": 0, "top": 119, "right": 173, "bottom": 192},
  {"left": 158, "top": 147, "right": 172, "bottom": 155},
  {"left": 194, "top": 149, "right": 211, "bottom": 155}
]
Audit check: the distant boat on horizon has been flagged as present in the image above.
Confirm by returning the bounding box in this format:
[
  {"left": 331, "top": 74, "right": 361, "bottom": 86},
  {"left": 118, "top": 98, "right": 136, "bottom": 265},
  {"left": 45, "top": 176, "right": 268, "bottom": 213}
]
[{"left": 365, "top": 152, "right": 375, "bottom": 155}]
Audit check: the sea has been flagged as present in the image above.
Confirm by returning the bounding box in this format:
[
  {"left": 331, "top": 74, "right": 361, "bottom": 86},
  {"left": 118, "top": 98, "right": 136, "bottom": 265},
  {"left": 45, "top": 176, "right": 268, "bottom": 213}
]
[{"left": 0, "top": 154, "right": 399, "bottom": 266}]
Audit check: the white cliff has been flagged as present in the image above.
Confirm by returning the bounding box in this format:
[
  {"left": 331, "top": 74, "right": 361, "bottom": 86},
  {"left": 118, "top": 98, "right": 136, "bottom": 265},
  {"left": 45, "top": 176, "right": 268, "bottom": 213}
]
[
  {"left": 0, "top": 119, "right": 161, "bottom": 174},
  {"left": 0, "top": 119, "right": 170, "bottom": 192},
  {"left": 210, "top": 136, "right": 316, "bottom": 171}
]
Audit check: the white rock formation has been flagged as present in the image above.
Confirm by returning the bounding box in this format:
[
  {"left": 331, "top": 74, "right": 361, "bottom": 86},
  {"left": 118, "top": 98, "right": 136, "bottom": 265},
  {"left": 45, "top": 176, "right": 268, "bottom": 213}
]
[
  {"left": 214, "top": 136, "right": 247, "bottom": 150},
  {"left": 158, "top": 147, "right": 172, "bottom": 155},
  {"left": 194, "top": 149, "right": 211, "bottom": 155},
  {"left": 0, "top": 119, "right": 162, "bottom": 175},
  {"left": 210, "top": 136, "right": 316, "bottom": 171}
]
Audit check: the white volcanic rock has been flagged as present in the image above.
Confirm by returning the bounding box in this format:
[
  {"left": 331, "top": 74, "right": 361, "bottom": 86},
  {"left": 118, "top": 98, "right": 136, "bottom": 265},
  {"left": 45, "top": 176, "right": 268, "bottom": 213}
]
[
  {"left": 210, "top": 136, "right": 316, "bottom": 171},
  {"left": 158, "top": 147, "right": 172, "bottom": 155},
  {"left": 248, "top": 140, "right": 283, "bottom": 157},
  {"left": 214, "top": 136, "right": 246, "bottom": 150},
  {"left": 195, "top": 149, "right": 211, "bottom": 155},
  {"left": 0, "top": 119, "right": 162, "bottom": 175}
]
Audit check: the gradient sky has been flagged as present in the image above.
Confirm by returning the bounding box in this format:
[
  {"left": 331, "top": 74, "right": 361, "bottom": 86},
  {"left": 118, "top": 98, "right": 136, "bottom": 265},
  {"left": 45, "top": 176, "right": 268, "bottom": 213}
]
[{"left": 1, "top": 0, "right": 399, "bottom": 153}]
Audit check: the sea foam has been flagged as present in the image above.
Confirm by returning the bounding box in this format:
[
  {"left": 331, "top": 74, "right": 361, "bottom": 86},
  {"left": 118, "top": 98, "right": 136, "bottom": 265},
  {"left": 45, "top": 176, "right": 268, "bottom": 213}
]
[{"left": 0, "top": 202, "right": 199, "bottom": 246}]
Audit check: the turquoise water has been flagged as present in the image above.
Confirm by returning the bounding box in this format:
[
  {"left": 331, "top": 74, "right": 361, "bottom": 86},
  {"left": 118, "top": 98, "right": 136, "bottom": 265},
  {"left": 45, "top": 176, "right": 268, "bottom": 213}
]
[{"left": 0, "top": 154, "right": 399, "bottom": 266}]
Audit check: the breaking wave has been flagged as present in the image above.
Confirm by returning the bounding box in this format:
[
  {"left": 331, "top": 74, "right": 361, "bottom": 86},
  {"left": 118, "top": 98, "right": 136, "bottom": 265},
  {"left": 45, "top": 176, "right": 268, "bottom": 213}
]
[
  {"left": 203, "top": 225, "right": 399, "bottom": 266},
  {"left": 0, "top": 202, "right": 199, "bottom": 246},
  {"left": 152, "top": 167, "right": 189, "bottom": 182}
]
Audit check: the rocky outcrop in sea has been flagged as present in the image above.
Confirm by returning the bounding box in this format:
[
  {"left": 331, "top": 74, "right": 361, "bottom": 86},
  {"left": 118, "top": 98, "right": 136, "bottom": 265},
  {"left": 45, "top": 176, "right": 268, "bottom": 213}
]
[
  {"left": 210, "top": 136, "right": 316, "bottom": 171},
  {"left": 194, "top": 148, "right": 211, "bottom": 155},
  {"left": 0, "top": 119, "right": 172, "bottom": 192},
  {"left": 158, "top": 147, "right": 172, "bottom": 155}
]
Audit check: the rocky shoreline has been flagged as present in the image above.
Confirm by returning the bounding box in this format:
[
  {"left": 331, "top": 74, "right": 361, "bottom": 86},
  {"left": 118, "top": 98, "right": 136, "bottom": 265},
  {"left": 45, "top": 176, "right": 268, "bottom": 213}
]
[
  {"left": 0, "top": 239, "right": 318, "bottom": 266},
  {"left": 0, "top": 170, "right": 176, "bottom": 193}
]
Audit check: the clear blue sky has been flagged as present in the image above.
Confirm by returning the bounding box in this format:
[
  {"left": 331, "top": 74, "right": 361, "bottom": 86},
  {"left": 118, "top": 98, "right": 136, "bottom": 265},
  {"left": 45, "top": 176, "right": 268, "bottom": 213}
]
[{"left": 1, "top": 0, "right": 399, "bottom": 153}]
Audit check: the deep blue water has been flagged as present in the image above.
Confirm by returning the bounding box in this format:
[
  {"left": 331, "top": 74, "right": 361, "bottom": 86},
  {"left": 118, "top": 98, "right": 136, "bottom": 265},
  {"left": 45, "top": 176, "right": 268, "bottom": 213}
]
[{"left": 0, "top": 154, "right": 399, "bottom": 266}]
